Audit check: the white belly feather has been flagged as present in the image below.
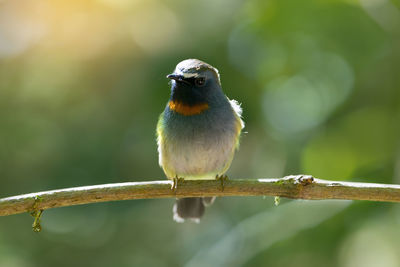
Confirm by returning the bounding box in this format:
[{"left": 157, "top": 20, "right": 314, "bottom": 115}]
[{"left": 160, "top": 127, "right": 237, "bottom": 180}]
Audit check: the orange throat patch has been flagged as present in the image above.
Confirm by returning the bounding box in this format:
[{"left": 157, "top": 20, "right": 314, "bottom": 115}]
[{"left": 168, "top": 100, "right": 209, "bottom": 116}]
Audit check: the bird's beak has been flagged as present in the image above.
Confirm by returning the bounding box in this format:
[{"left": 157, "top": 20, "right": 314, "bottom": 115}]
[
  {"left": 166, "top": 74, "right": 190, "bottom": 84},
  {"left": 166, "top": 74, "right": 183, "bottom": 80}
]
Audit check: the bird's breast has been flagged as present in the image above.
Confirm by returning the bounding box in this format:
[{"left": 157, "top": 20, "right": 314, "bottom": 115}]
[
  {"left": 159, "top": 105, "right": 239, "bottom": 179},
  {"left": 168, "top": 100, "right": 209, "bottom": 116}
]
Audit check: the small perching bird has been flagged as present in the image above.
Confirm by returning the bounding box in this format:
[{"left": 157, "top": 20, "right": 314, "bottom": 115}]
[{"left": 157, "top": 59, "right": 244, "bottom": 223}]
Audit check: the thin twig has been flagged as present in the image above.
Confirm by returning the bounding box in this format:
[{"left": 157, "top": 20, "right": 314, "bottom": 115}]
[{"left": 1, "top": 175, "right": 400, "bottom": 217}]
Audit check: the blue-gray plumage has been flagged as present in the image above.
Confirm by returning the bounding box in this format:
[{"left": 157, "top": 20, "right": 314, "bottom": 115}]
[{"left": 157, "top": 59, "right": 244, "bottom": 223}]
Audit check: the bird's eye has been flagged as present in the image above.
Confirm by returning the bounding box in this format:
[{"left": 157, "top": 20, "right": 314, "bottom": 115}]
[{"left": 195, "top": 77, "right": 206, "bottom": 87}]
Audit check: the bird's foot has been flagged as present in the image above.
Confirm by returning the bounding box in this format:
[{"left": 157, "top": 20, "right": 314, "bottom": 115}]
[
  {"left": 171, "top": 176, "right": 184, "bottom": 192},
  {"left": 216, "top": 175, "right": 228, "bottom": 191}
]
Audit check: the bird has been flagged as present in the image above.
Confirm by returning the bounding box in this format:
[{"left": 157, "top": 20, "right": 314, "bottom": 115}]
[{"left": 156, "top": 59, "right": 244, "bottom": 223}]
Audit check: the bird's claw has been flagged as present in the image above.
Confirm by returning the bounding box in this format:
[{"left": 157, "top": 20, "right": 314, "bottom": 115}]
[
  {"left": 171, "top": 176, "right": 184, "bottom": 192},
  {"left": 216, "top": 175, "right": 228, "bottom": 191}
]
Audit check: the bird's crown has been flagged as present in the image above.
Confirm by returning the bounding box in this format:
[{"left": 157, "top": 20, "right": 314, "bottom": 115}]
[{"left": 173, "top": 59, "right": 221, "bottom": 85}]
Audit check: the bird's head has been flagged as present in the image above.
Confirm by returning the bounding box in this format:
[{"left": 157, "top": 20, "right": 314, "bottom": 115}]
[{"left": 166, "top": 59, "right": 223, "bottom": 109}]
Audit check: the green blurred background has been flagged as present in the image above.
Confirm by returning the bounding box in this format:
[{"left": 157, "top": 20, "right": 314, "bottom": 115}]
[{"left": 1, "top": 0, "right": 400, "bottom": 266}]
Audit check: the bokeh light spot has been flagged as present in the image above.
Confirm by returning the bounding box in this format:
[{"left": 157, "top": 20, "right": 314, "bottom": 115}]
[{"left": 262, "top": 52, "right": 354, "bottom": 136}]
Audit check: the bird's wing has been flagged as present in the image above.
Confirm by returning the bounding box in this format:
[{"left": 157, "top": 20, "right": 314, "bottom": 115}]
[
  {"left": 156, "top": 111, "right": 166, "bottom": 168},
  {"left": 229, "top": 98, "right": 245, "bottom": 149},
  {"left": 229, "top": 98, "right": 244, "bottom": 129}
]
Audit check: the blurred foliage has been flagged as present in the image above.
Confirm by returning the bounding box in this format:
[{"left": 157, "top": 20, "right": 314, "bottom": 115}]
[{"left": 1, "top": 0, "right": 400, "bottom": 266}]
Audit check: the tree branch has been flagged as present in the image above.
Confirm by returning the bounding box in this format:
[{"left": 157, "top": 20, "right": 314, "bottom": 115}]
[{"left": 1, "top": 175, "right": 400, "bottom": 217}]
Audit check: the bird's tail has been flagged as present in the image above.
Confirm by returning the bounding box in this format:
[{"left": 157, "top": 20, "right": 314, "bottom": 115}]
[{"left": 173, "top": 197, "right": 216, "bottom": 223}]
